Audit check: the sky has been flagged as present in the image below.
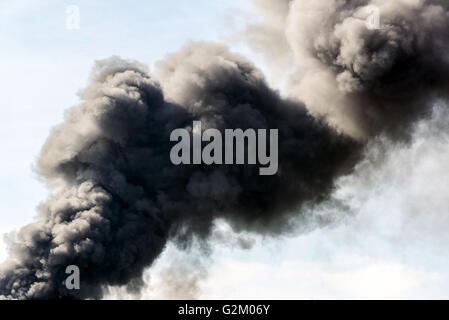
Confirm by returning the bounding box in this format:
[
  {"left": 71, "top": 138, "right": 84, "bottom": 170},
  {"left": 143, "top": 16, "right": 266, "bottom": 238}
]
[{"left": 1, "top": 0, "right": 449, "bottom": 299}]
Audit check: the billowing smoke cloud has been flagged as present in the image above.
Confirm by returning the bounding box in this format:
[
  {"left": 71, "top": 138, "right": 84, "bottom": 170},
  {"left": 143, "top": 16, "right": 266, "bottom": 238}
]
[
  {"left": 0, "top": 42, "right": 356, "bottom": 299},
  {"left": 247, "top": 0, "right": 449, "bottom": 139},
  {"left": 3, "top": 0, "right": 448, "bottom": 300}
]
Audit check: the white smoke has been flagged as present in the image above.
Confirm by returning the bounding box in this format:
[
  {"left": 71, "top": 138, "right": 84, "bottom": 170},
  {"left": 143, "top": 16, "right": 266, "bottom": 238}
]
[{"left": 324, "top": 103, "right": 449, "bottom": 246}]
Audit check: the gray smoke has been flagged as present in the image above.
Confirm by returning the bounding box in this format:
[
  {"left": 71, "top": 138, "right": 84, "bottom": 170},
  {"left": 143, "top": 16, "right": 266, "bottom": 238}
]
[
  {"left": 247, "top": 0, "right": 449, "bottom": 139},
  {"left": 4, "top": 0, "right": 448, "bottom": 299},
  {"left": 0, "top": 42, "right": 356, "bottom": 299}
]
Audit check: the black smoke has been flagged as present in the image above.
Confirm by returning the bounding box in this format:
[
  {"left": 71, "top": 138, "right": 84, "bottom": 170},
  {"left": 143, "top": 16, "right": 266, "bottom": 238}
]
[
  {"left": 0, "top": 43, "right": 357, "bottom": 299},
  {"left": 4, "top": 0, "right": 449, "bottom": 299},
  {"left": 248, "top": 0, "right": 449, "bottom": 139}
]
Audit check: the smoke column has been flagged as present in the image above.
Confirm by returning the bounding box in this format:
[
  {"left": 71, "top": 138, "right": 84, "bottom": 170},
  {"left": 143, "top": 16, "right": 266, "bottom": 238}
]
[{"left": 0, "top": 43, "right": 356, "bottom": 299}]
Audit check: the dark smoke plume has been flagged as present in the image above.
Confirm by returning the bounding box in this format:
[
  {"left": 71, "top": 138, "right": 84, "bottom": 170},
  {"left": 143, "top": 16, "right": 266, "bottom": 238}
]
[
  {"left": 0, "top": 42, "right": 357, "bottom": 299},
  {"left": 247, "top": 0, "right": 449, "bottom": 139}
]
